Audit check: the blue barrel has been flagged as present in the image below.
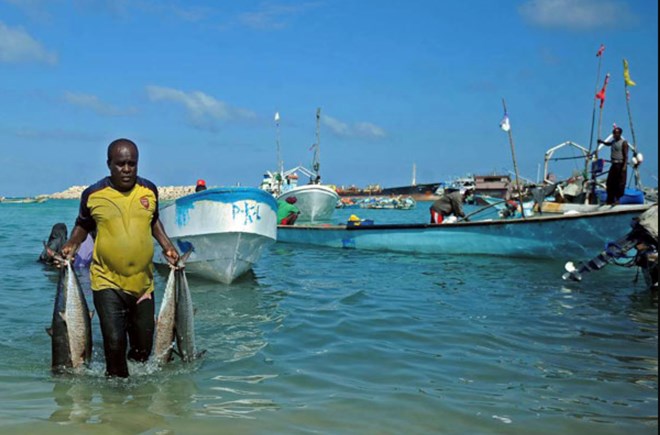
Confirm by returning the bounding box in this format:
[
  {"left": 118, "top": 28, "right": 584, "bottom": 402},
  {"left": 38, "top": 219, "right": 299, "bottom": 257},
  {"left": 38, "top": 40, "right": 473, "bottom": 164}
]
[{"left": 619, "top": 188, "right": 645, "bottom": 204}]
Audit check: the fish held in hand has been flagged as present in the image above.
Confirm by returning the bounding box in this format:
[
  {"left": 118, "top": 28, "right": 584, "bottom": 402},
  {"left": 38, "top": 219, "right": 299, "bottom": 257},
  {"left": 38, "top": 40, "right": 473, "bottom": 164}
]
[{"left": 49, "top": 261, "right": 93, "bottom": 374}]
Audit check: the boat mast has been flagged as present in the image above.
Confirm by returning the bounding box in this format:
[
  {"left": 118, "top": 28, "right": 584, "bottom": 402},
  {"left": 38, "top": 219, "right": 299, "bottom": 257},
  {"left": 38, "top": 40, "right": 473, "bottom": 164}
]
[
  {"left": 312, "top": 107, "right": 321, "bottom": 184},
  {"left": 501, "top": 98, "right": 526, "bottom": 219},
  {"left": 275, "top": 111, "right": 283, "bottom": 194}
]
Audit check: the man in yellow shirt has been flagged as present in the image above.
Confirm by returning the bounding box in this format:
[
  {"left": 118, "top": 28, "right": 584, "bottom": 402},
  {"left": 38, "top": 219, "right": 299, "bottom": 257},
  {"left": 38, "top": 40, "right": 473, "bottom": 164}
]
[{"left": 61, "top": 138, "right": 179, "bottom": 378}]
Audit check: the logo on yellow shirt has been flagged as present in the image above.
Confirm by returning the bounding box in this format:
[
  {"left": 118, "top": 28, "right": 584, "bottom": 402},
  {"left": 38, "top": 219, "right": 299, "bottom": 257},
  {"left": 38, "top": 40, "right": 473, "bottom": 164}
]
[{"left": 140, "top": 196, "right": 150, "bottom": 209}]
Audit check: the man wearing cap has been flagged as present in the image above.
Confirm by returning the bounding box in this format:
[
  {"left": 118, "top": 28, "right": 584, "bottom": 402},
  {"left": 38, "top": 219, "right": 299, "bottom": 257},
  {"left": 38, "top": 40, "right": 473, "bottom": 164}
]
[
  {"left": 277, "top": 196, "right": 300, "bottom": 225},
  {"left": 195, "top": 179, "right": 207, "bottom": 192},
  {"left": 598, "top": 126, "right": 629, "bottom": 205}
]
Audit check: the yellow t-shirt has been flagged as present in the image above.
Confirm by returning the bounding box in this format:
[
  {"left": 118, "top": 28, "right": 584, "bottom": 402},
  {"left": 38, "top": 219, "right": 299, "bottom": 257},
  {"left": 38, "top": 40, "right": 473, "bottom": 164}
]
[{"left": 76, "top": 177, "right": 159, "bottom": 296}]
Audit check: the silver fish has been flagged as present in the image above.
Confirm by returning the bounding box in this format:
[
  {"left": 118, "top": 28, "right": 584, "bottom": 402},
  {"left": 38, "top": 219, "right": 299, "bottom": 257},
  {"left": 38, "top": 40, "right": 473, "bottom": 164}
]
[
  {"left": 174, "top": 268, "right": 196, "bottom": 362},
  {"left": 153, "top": 250, "right": 199, "bottom": 364},
  {"left": 152, "top": 268, "right": 177, "bottom": 364},
  {"left": 49, "top": 261, "right": 93, "bottom": 374}
]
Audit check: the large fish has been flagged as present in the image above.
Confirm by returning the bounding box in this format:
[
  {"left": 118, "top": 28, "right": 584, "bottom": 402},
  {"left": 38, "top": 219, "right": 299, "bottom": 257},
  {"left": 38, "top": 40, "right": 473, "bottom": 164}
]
[
  {"left": 49, "top": 261, "right": 93, "bottom": 374},
  {"left": 153, "top": 251, "right": 198, "bottom": 364},
  {"left": 152, "top": 268, "right": 177, "bottom": 364},
  {"left": 174, "top": 267, "right": 196, "bottom": 362}
]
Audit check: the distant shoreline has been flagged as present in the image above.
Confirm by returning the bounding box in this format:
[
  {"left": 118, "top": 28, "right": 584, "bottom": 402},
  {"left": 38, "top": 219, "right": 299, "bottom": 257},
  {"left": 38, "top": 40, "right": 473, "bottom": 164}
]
[{"left": 36, "top": 185, "right": 198, "bottom": 201}]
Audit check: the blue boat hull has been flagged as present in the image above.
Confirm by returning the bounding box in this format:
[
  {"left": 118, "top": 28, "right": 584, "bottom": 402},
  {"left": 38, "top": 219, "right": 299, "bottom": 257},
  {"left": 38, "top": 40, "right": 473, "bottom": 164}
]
[{"left": 277, "top": 204, "right": 653, "bottom": 258}]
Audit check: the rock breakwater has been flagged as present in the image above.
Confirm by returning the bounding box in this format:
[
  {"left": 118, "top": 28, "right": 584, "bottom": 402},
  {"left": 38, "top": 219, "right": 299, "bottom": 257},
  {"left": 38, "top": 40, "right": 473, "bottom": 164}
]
[{"left": 46, "top": 185, "right": 197, "bottom": 201}]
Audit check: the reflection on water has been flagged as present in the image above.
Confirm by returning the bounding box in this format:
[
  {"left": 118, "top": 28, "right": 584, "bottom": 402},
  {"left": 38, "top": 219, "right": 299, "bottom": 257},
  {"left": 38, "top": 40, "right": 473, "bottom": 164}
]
[{"left": 48, "top": 373, "right": 200, "bottom": 433}]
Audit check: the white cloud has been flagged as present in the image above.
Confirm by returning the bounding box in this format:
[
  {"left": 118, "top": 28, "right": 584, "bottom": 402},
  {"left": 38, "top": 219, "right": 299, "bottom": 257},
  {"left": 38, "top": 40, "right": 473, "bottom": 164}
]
[
  {"left": 238, "top": 2, "right": 321, "bottom": 30},
  {"left": 519, "top": 0, "right": 636, "bottom": 29},
  {"left": 63, "top": 91, "right": 137, "bottom": 116},
  {"left": 127, "top": 0, "right": 214, "bottom": 22},
  {"left": 323, "top": 115, "right": 386, "bottom": 139},
  {"left": 14, "top": 126, "right": 99, "bottom": 142},
  {"left": 3, "top": 0, "right": 53, "bottom": 21},
  {"left": 0, "top": 21, "right": 57, "bottom": 64},
  {"left": 146, "top": 85, "right": 256, "bottom": 130}
]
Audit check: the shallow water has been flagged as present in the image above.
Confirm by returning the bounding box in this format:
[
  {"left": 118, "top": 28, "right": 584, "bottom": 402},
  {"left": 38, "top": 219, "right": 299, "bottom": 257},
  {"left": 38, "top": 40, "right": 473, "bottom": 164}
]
[{"left": 0, "top": 200, "right": 657, "bottom": 434}]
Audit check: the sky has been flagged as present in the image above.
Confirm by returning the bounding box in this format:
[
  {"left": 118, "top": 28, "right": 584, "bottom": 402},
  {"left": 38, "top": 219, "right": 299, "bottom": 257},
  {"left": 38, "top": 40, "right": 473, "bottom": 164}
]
[{"left": 0, "top": 0, "right": 658, "bottom": 197}]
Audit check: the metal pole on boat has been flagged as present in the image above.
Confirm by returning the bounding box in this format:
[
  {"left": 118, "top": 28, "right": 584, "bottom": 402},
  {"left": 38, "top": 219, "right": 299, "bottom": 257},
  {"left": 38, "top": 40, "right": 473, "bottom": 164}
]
[
  {"left": 590, "top": 73, "right": 610, "bottom": 204},
  {"left": 595, "top": 75, "right": 609, "bottom": 156},
  {"left": 588, "top": 45, "right": 605, "bottom": 157},
  {"left": 623, "top": 59, "right": 641, "bottom": 189},
  {"left": 275, "top": 111, "right": 283, "bottom": 194},
  {"left": 586, "top": 45, "right": 605, "bottom": 204},
  {"left": 313, "top": 107, "right": 321, "bottom": 184},
  {"left": 501, "top": 98, "right": 526, "bottom": 219}
]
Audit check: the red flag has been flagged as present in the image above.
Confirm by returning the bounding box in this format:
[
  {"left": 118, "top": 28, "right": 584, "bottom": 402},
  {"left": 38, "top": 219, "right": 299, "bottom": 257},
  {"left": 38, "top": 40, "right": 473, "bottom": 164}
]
[
  {"left": 595, "top": 73, "right": 610, "bottom": 108},
  {"left": 596, "top": 44, "right": 605, "bottom": 57}
]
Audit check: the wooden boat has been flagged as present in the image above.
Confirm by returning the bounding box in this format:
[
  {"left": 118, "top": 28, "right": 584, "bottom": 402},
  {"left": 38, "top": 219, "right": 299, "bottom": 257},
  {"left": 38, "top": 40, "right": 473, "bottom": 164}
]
[
  {"left": 155, "top": 187, "right": 278, "bottom": 283},
  {"left": 277, "top": 204, "right": 654, "bottom": 258},
  {"left": 0, "top": 196, "right": 48, "bottom": 204}
]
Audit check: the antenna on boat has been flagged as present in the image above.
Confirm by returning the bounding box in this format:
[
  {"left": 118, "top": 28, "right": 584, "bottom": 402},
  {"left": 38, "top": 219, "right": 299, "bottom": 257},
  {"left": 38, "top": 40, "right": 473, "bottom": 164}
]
[
  {"left": 312, "top": 107, "right": 321, "bottom": 184},
  {"left": 275, "top": 111, "right": 283, "bottom": 194}
]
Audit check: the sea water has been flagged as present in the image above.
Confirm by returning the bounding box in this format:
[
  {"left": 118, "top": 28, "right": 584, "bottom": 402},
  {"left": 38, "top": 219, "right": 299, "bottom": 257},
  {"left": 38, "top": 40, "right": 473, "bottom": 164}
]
[{"left": 0, "top": 200, "right": 657, "bottom": 434}]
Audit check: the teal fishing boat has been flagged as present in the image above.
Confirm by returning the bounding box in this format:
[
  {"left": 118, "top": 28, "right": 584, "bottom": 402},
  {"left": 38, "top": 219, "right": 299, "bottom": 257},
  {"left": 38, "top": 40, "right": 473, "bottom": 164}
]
[{"left": 277, "top": 203, "right": 653, "bottom": 258}]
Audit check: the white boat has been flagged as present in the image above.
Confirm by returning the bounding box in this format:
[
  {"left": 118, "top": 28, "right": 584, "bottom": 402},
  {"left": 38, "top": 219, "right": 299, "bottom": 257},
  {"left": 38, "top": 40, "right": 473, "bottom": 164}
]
[
  {"left": 261, "top": 107, "right": 339, "bottom": 223},
  {"left": 437, "top": 175, "right": 476, "bottom": 196},
  {"left": 155, "top": 187, "right": 278, "bottom": 283},
  {"left": 277, "top": 179, "right": 340, "bottom": 222}
]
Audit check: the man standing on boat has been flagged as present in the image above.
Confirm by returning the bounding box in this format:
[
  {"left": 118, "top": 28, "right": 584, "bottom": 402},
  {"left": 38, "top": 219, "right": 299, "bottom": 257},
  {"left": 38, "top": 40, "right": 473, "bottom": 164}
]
[
  {"left": 598, "top": 126, "right": 629, "bottom": 205},
  {"left": 429, "top": 189, "right": 472, "bottom": 224}
]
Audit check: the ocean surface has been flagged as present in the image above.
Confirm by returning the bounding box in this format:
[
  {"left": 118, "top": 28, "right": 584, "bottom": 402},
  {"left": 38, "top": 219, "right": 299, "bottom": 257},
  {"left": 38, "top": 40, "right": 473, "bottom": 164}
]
[{"left": 0, "top": 199, "right": 657, "bottom": 434}]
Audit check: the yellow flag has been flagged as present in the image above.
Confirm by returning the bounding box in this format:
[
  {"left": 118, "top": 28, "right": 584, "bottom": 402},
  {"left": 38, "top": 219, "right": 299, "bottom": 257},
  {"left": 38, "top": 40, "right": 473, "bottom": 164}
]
[{"left": 623, "top": 59, "right": 636, "bottom": 87}]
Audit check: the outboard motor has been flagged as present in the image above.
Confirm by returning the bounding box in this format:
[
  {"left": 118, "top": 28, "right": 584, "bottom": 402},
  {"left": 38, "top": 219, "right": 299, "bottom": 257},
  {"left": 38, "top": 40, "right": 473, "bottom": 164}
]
[{"left": 563, "top": 205, "right": 658, "bottom": 292}]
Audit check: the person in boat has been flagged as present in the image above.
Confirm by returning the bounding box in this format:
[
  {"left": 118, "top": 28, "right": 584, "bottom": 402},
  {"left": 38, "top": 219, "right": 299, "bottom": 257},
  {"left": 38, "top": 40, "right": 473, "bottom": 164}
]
[
  {"left": 40, "top": 223, "right": 96, "bottom": 268},
  {"left": 58, "top": 138, "right": 180, "bottom": 378},
  {"left": 499, "top": 199, "right": 521, "bottom": 219},
  {"left": 38, "top": 223, "right": 68, "bottom": 265},
  {"left": 429, "top": 188, "right": 473, "bottom": 224},
  {"left": 195, "top": 179, "right": 207, "bottom": 192},
  {"left": 597, "top": 126, "right": 629, "bottom": 205},
  {"left": 277, "top": 196, "right": 300, "bottom": 225}
]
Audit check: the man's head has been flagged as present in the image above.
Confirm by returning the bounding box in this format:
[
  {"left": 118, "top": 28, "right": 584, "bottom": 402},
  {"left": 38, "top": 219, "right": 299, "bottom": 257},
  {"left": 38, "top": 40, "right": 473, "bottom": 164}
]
[
  {"left": 286, "top": 196, "right": 297, "bottom": 204},
  {"left": 107, "top": 138, "right": 139, "bottom": 192},
  {"left": 195, "top": 179, "right": 207, "bottom": 192},
  {"left": 613, "top": 127, "right": 623, "bottom": 139},
  {"left": 463, "top": 188, "right": 475, "bottom": 202}
]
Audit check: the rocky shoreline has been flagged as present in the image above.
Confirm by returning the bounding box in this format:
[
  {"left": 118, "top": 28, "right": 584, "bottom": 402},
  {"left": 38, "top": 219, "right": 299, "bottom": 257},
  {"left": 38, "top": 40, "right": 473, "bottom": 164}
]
[{"left": 43, "top": 185, "right": 198, "bottom": 201}]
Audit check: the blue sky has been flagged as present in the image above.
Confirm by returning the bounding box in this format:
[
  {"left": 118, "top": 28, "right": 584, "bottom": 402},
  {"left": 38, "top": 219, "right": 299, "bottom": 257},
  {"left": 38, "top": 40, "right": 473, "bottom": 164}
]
[{"left": 1, "top": 0, "right": 657, "bottom": 197}]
